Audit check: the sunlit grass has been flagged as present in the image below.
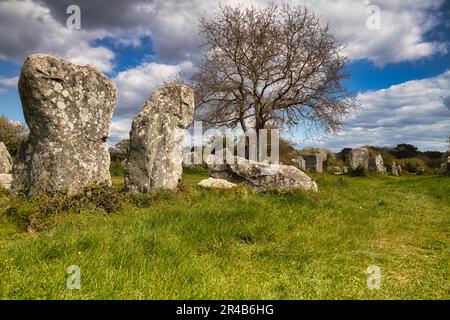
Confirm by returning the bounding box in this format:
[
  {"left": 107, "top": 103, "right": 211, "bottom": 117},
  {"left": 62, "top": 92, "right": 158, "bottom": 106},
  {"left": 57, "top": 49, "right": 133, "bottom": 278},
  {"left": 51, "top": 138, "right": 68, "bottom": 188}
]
[{"left": 0, "top": 169, "right": 448, "bottom": 299}]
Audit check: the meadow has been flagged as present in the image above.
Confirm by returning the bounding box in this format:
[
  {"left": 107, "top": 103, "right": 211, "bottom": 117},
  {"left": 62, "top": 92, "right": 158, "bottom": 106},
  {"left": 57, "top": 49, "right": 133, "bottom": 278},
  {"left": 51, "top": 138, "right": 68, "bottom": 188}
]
[{"left": 0, "top": 168, "right": 449, "bottom": 299}]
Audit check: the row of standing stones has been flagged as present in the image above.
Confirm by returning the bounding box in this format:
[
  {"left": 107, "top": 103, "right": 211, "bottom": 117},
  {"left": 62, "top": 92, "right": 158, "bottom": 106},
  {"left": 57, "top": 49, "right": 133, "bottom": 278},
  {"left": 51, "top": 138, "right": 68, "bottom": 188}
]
[
  {"left": 291, "top": 148, "right": 389, "bottom": 174},
  {"left": 289, "top": 148, "right": 450, "bottom": 177},
  {"left": 0, "top": 54, "right": 449, "bottom": 195},
  {"left": 0, "top": 53, "right": 321, "bottom": 196}
]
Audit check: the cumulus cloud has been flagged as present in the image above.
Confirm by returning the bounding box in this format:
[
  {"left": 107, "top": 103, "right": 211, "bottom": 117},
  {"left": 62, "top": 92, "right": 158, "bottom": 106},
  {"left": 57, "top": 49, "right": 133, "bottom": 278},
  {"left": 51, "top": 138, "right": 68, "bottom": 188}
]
[
  {"left": 0, "top": 0, "right": 444, "bottom": 70},
  {"left": 112, "top": 60, "right": 194, "bottom": 117},
  {"left": 322, "top": 70, "right": 450, "bottom": 151},
  {"left": 0, "top": 76, "right": 19, "bottom": 87},
  {"left": 0, "top": 0, "right": 115, "bottom": 72}
]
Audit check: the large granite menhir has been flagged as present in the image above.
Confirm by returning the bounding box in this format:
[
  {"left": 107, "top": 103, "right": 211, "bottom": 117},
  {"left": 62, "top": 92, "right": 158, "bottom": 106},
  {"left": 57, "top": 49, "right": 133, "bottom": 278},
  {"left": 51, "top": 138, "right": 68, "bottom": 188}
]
[
  {"left": 11, "top": 54, "right": 117, "bottom": 196},
  {"left": 347, "top": 148, "right": 369, "bottom": 170},
  {"left": 0, "top": 142, "right": 12, "bottom": 174},
  {"left": 125, "top": 84, "right": 195, "bottom": 193}
]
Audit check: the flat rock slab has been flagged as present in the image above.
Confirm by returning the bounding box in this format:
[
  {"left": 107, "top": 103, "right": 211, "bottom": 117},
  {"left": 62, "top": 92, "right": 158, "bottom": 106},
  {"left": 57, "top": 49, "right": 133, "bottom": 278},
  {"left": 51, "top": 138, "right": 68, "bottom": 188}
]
[
  {"left": 210, "top": 157, "right": 318, "bottom": 192},
  {"left": 12, "top": 54, "right": 117, "bottom": 197},
  {"left": 198, "top": 177, "right": 237, "bottom": 189}
]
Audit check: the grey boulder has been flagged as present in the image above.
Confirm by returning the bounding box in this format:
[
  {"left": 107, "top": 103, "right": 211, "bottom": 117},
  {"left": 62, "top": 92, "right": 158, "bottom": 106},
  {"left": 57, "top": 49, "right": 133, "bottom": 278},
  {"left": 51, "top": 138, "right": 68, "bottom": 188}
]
[
  {"left": 347, "top": 148, "right": 369, "bottom": 170},
  {"left": 210, "top": 157, "right": 318, "bottom": 192},
  {"left": 11, "top": 54, "right": 117, "bottom": 196},
  {"left": 0, "top": 142, "right": 12, "bottom": 173},
  {"left": 125, "top": 84, "right": 195, "bottom": 193}
]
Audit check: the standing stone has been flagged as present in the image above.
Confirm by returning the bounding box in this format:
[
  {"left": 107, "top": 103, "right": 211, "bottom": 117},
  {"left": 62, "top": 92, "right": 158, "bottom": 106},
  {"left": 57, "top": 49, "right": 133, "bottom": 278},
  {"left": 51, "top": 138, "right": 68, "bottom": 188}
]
[
  {"left": 347, "top": 148, "right": 369, "bottom": 171},
  {"left": 304, "top": 154, "right": 323, "bottom": 173},
  {"left": 416, "top": 167, "right": 425, "bottom": 175},
  {"left": 0, "top": 142, "right": 12, "bottom": 173},
  {"left": 125, "top": 84, "right": 195, "bottom": 193},
  {"left": 369, "top": 154, "right": 385, "bottom": 173},
  {"left": 0, "top": 174, "right": 12, "bottom": 189},
  {"left": 391, "top": 162, "right": 399, "bottom": 176},
  {"left": 291, "top": 156, "right": 306, "bottom": 172},
  {"left": 327, "top": 166, "right": 343, "bottom": 174},
  {"left": 182, "top": 150, "right": 202, "bottom": 169},
  {"left": 343, "top": 166, "right": 350, "bottom": 174},
  {"left": 442, "top": 152, "right": 450, "bottom": 175},
  {"left": 11, "top": 54, "right": 117, "bottom": 196},
  {"left": 447, "top": 156, "right": 450, "bottom": 175}
]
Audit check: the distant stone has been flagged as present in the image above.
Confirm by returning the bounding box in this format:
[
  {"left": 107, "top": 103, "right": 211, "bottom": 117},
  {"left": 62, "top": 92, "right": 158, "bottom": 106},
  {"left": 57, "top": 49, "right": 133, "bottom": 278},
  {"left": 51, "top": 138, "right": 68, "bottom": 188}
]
[
  {"left": 397, "top": 165, "right": 402, "bottom": 175},
  {"left": 343, "top": 166, "right": 350, "bottom": 174},
  {"left": 347, "top": 148, "right": 369, "bottom": 171},
  {"left": 304, "top": 154, "right": 323, "bottom": 173},
  {"left": 198, "top": 177, "right": 237, "bottom": 189},
  {"left": 369, "top": 154, "right": 385, "bottom": 173},
  {"left": 291, "top": 156, "right": 306, "bottom": 172},
  {"left": 327, "top": 166, "right": 343, "bottom": 174},
  {"left": 391, "top": 162, "right": 399, "bottom": 176},
  {"left": 416, "top": 167, "right": 425, "bottom": 175},
  {"left": 442, "top": 153, "right": 450, "bottom": 175},
  {"left": 183, "top": 151, "right": 202, "bottom": 168},
  {"left": 11, "top": 54, "right": 117, "bottom": 197},
  {"left": 210, "top": 157, "right": 318, "bottom": 192},
  {"left": 125, "top": 84, "right": 195, "bottom": 193},
  {"left": 0, "top": 142, "right": 12, "bottom": 173},
  {"left": 0, "top": 173, "right": 12, "bottom": 189}
]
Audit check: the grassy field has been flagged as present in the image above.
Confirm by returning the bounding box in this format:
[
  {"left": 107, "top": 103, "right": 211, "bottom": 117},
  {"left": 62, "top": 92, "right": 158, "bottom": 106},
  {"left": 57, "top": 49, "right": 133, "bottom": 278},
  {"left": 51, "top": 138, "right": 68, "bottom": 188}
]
[{"left": 0, "top": 168, "right": 449, "bottom": 299}]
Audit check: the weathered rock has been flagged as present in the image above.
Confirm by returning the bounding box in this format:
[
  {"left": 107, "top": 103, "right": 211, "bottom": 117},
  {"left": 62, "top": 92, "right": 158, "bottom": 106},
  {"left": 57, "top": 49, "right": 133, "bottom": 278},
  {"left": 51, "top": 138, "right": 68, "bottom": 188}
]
[
  {"left": 125, "top": 84, "right": 195, "bottom": 193},
  {"left": 397, "top": 165, "right": 402, "bottom": 175},
  {"left": 11, "top": 54, "right": 117, "bottom": 197},
  {"left": 347, "top": 148, "right": 369, "bottom": 170},
  {"left": 391, "top": 162, "right": 399, "bottom": 176},
  {"left": 183, "top": 151, "right": 202, "bottom": 168},
  {"left": 327, "top": 166, "right": 342, "bottom": 174},
  {"left": 0, "top": 142, "right": 12, "bottom": 173},
  {"left": 369, "top": 154, "right": 385, "bottom": 173},
  {"left": 210, "top": 157, "right": 318, "bottom": 192},
  {"left": 0, "top": 173, "right": 12, "bottom": 189},
  {"left": 416, "top": 167, "right": 425, "bottom": 175},
  {"left": 291, "top": 156, "right": 306, "bottom": 172},
  {"left": 198, "top": 177, "right": 237, "bottom": 189},
  {"left": 343, "top": 166, "right": 350, "bottom": 174},
  {"left": 304, "top": 154, "right": 323, "bottom": 173},
  {"left": 441, "top": 153, "right": 450, "bottom": 175}
]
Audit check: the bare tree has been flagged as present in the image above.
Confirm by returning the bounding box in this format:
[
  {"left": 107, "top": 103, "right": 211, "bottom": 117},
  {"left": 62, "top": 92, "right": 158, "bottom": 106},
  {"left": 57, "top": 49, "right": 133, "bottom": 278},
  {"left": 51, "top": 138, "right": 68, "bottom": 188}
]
[{"left": 192, "top": 4, "right": 357, "bottom": 138}]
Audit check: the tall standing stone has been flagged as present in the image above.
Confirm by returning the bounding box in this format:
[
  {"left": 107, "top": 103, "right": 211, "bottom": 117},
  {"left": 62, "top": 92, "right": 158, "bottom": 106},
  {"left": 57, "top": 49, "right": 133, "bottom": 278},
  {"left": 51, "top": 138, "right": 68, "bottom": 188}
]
[
  {"left": 304, "top": 154, "right": 323, "bottom": 173},
  {"left": 11, "top": 54, "right": 117, "bottom": 196},
  {"left": 0, "top": 142, "right": 13, "bottom": 189},
  {"left": 125, "top": 84, "right": 195, "bottom": 193},
  {"left": 0, "top": 142, "right": 12, "bottom": 173},
  {"left": 347, "top": 148, "right": 369, "bottom": 170},
  {"left": 391, "top": 162, "right": 399, "bottom": 176},
  {"left": 369, "top": 154, "right": 385, "bottom": 173},
  {"left": 291, "top": 156, "right": 306, "bottom": 172}
]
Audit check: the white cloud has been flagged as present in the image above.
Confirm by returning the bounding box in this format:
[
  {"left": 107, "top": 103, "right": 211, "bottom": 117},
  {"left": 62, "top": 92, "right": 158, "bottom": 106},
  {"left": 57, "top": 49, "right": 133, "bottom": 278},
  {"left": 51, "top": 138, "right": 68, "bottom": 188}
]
[
  {"left": 0, "top": 76, "right": 19, "bottom": 87},
  {"left": 321, "top": 70, "right": 450, "bottom": 151},
  {"left": 0, "top": 0, "right": 115, "bottom": 72},
  {"left": 112, "top": 60, "right": 194, "bottom": 117},
  {"left": 3, "top": 0, "right": 444, "bottom": 70},
  {"left": 122, "top": 0, "right": 448, "bottom": 66}
]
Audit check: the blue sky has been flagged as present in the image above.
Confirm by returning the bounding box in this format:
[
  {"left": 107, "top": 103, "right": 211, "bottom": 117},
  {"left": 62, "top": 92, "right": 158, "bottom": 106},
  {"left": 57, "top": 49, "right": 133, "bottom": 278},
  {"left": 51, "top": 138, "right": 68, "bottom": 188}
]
[{"left": 0, "top": 0, "right": 449, "bottom": 151}]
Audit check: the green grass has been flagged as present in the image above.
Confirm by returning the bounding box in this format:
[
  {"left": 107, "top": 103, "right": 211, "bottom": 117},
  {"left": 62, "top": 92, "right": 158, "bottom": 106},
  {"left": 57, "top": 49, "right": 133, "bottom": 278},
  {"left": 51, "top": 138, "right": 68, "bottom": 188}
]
[{"left": 0, "top": 169, "right": 449, "bottom": 299}]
